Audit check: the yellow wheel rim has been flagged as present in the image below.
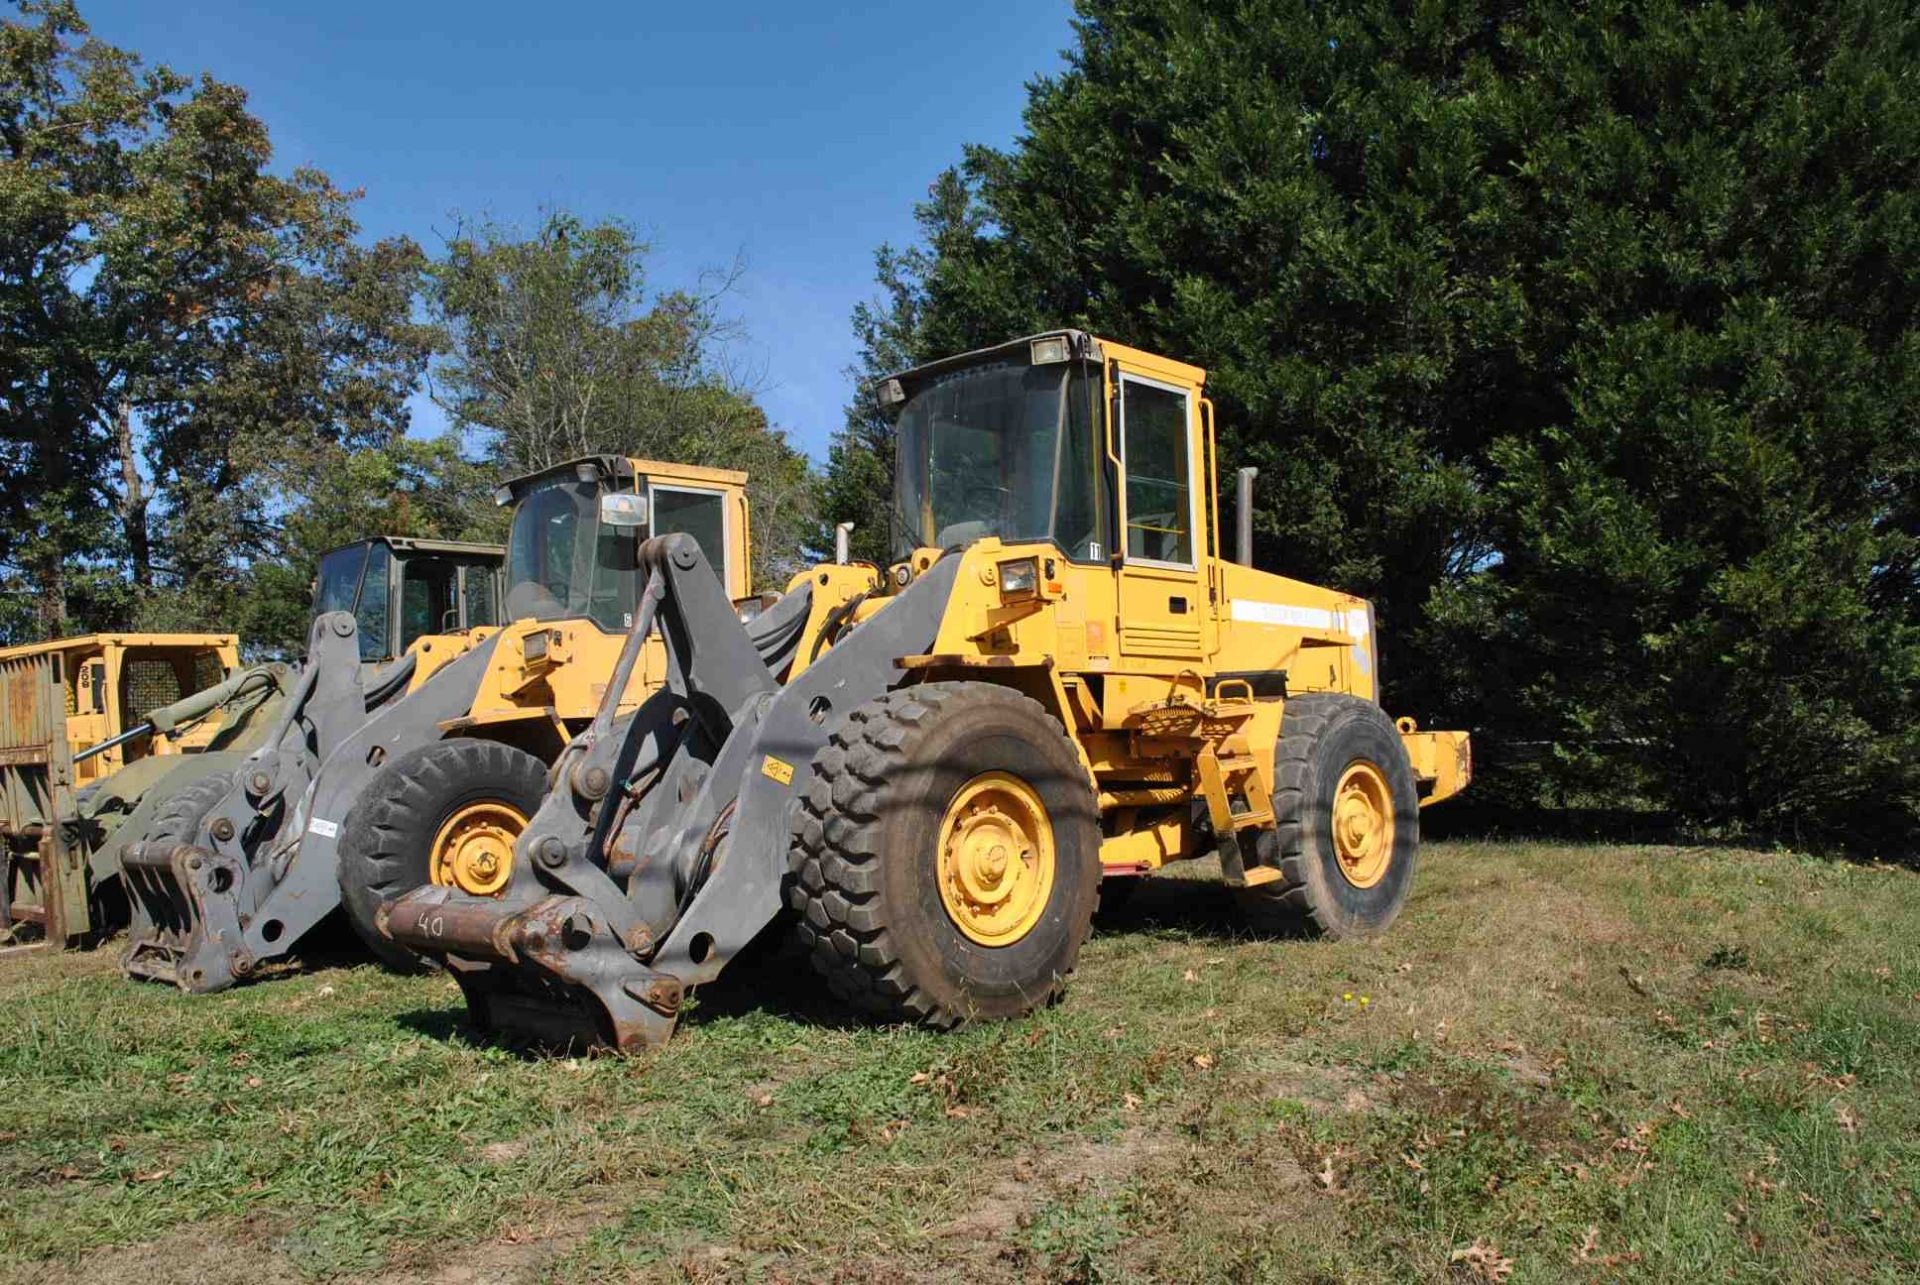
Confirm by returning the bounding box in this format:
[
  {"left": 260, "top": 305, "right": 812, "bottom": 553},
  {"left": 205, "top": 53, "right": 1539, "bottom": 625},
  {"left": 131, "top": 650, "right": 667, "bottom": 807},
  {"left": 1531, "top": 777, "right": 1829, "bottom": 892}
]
[
  {"left": 1331, "top": 761, "right": 1395, "bottom": 889},
  {"left": 429, "top": 801, "right": 527, "bottom": 898},
  {"left": 936, "top": 771, "right": 1056, "bottom": 947}
]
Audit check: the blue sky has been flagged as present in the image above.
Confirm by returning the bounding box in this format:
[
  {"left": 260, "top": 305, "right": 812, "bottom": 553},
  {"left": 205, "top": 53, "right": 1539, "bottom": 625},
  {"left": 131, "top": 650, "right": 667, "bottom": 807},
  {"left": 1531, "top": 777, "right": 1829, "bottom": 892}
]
[{"left": 78, "top": 0, "right": 1075, "bottom": 461}]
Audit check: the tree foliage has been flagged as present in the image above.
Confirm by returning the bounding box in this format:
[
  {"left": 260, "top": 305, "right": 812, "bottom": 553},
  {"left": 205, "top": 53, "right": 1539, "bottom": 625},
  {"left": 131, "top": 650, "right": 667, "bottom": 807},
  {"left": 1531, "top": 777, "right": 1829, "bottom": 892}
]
[
  {"left": 2, "top": 4, "right": 818, "bottom": 654},
  {"left": 826, "top": 0, "right": 1919, "bottom": 850},
  {"left": 0, "top": 0, "right": 432, "bottom": 642},
  {"left": 426, "top": 211, "right": 820, "bottom": 583}
]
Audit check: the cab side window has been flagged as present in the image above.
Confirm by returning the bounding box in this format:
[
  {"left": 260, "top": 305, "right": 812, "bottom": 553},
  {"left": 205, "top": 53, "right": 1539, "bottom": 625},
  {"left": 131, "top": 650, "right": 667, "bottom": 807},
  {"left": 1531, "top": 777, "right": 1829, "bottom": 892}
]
[
  {"left": 1121, "top": 378, "right": 1194, "bottom": 566},
  {"left": 356, "top": 543, "right": 393, "bottom": 662},
  {"left": 651, "top": 487, "right": 730, "bottom": 587}
]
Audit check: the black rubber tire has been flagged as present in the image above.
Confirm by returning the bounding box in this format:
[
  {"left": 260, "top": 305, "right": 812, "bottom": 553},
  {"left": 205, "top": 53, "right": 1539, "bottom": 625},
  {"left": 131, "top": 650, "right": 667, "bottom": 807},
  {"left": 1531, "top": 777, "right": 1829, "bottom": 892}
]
[
  {"left": 1237, "top": 693, "right": 1420, "bottom": 938},
  {"left": 143, "top": 773, "right": 236, "bottom": 849},
  {"left": 787, "top": 682, "right": 1101, "bottom": 1028},
  {"left": 336, "top": 738, "right": 549, "bottom": 972}
]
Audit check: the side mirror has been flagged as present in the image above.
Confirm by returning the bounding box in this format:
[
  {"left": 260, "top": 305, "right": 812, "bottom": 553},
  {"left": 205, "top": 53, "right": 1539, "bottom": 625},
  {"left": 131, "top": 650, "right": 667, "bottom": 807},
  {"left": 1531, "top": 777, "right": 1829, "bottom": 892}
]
[{"left": 599, "top": 492, "right": 649, "bottom": 529}]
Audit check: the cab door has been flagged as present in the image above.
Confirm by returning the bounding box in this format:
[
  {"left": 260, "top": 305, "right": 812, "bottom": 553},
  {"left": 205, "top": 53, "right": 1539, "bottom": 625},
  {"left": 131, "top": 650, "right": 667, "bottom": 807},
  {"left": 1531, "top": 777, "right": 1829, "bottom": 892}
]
[{"left": 1114, "top": 368, "right": 1211, "bottom": 662}]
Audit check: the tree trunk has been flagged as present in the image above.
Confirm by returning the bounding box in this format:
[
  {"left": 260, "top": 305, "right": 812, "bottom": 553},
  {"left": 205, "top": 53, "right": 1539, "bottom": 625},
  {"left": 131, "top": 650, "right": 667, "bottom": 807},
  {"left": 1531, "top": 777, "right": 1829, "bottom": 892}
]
[
  {"left": 117, "top": 402, "right": 151, "bottom": 589},
  {"left": 34, "top": 550, "right": 66, "bottom": 641}
]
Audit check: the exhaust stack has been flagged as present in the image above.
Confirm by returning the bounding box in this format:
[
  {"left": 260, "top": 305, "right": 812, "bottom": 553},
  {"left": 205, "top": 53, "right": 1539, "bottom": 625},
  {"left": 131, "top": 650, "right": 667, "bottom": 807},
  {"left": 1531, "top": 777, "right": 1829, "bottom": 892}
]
[{"left": 1236, "top": 467, "right": 1258, "bottom": 566}]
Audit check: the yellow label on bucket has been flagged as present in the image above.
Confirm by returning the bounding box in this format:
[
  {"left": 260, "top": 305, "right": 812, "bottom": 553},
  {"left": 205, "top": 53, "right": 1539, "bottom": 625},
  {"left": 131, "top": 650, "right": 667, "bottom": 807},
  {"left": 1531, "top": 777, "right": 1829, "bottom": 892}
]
[{"left": 761, "top": 755, "right": 795, "bottom": 785}]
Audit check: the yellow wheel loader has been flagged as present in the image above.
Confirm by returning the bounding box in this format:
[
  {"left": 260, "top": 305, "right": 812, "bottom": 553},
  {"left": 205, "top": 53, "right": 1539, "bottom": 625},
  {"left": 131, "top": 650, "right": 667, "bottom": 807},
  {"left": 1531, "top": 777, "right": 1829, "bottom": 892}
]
[
  {"left": 383, "top": 332, "right": 1471, "bottom": 1050},
  {"left": 1, "top": 537, "right": 508, "bottom": 949},
  {"left": 118, "top": 457, "right": 753, "bottom": 992}
]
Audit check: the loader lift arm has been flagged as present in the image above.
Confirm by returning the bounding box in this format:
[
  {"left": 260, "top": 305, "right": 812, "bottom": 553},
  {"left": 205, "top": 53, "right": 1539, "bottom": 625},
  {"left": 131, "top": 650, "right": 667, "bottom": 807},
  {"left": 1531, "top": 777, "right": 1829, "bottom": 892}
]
[{"left": 384, "top": 533, "right": 960, "bottom": 1049}]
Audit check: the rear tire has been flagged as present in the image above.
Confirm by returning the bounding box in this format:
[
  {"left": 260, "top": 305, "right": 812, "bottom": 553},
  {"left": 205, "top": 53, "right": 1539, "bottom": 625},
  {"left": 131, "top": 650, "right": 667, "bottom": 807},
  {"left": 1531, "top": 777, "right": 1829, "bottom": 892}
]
[
  {"left": 787, "top": 682, "right": 1100, "bottom": 1027},
  {"left": 336, "top": 738, "right": 549, "bottom": 972},
  {"left": 1237, "top": 694, "right": 1420, "bottom": 938}
]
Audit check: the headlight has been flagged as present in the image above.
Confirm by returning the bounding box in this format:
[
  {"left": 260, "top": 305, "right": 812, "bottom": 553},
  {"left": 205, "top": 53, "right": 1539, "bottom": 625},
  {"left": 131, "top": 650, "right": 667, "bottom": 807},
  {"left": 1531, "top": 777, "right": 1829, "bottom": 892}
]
[
  {"left": 522, "top": 630, "right": 550, "bottom": 663},
  {"left": 998, "top": 557, "right": 1039, "bottom": 598}
]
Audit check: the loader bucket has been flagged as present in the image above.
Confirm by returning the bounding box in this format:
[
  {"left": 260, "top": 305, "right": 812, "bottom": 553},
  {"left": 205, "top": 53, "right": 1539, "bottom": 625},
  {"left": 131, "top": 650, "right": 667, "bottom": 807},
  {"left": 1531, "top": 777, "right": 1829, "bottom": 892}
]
[
  {"left": 385, "top": 534, "right": 957, "bottom": 1050},
  {"left": 120, "top": 836, "right": 251, "bottom": 989}
]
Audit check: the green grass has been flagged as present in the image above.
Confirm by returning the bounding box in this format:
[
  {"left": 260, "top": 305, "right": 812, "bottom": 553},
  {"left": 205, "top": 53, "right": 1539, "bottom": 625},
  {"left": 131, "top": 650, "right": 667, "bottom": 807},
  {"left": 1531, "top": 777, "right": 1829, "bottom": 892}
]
[{"left": 2, "top": 840, "right": 1916, "bottom": 1282}]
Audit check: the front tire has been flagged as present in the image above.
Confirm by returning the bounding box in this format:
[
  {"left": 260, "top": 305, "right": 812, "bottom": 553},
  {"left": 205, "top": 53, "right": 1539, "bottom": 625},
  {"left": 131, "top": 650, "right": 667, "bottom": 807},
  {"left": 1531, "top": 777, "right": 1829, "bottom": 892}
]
[
  {"left": 787, "top": 682, "right": 1101, "bottom": 1027},
  {"left": 336, "top": 738, "right": 548, "bottom": 972},
  {"left": 1237, "top": 693, "right": 1420, "bottom": 938},
  {"left": 143, "top": 773, "right": 236, "bottom": 851}
]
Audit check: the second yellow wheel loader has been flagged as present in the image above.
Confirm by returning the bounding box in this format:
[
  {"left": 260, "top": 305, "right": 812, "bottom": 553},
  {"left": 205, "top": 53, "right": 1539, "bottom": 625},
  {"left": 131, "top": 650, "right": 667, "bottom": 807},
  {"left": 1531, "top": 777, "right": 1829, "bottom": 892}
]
[
  {"left": 118, "top": 458, "right": 753, "bottom": 992},
  {"left": 383, "top": 332, "right": 1471, "bottom": 1049}
]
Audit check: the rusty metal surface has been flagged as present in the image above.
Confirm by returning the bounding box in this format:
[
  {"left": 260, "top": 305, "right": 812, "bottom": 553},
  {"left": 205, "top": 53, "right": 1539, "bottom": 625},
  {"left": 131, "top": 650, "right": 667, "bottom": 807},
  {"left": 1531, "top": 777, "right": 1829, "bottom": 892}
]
[{"left": 1, "top": 649, "right": 83, "bottom": 942}]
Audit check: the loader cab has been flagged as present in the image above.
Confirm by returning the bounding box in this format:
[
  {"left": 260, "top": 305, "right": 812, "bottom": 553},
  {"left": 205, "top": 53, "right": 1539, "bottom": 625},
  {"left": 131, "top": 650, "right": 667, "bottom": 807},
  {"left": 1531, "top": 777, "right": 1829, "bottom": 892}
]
[
  {"left": 496, "top": 455, "right": 751, "bottom": 634},
  {"left": 881, "top": 330, "right": 1216, "bottom": 661},
  {"left": 312, "top": 537, "right": 507, "bottom": 665}
]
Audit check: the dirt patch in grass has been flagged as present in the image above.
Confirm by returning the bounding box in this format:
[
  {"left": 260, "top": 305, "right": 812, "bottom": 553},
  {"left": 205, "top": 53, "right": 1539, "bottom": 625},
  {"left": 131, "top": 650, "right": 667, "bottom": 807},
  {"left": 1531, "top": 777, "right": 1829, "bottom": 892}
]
[{"left": 0, "top": 1214, "right": 298, "bottom": 1285}]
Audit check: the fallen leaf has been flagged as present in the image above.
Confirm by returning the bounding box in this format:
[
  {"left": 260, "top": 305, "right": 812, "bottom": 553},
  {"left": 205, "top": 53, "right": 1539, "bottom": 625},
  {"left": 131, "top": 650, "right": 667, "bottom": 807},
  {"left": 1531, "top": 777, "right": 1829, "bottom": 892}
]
[
  {"left": 131, "top": 1168, "right": 172, "bottom": 1183},
  {"left": 944, "top": 1105, "right": 974, "bottom": 1119},
  {"left": 243, "top": 1075, "right": 263, "bottom": 1089},
  {"left": 1449, "top": 1239, "right": 1514, "bottom": 1282},
  {"left": 752, "top": 1092, "right": 773, "bottom": 1108},
  {"left": 1191, "top": 1052, "right": 1215, "bottom": 1070},
  {"left": 1121, "top": 1092, "right": 1142, "bottom": 1112},
  {"left": 1834, "top": 1103, "right": 1860, "bottom": 1134},
  {"left": 1182, "top": 968, "right": 1200, "bottom": 983}
]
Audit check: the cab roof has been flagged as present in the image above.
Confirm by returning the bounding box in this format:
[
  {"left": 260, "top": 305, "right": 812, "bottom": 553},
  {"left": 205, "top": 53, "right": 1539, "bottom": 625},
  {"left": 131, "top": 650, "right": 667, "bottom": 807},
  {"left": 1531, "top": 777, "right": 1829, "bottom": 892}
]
[
  {"left": 316, "top": 536, "right": 504, "bottom": 562},
  {"left": 494, "top": 454, "right": 750, "bottom": 505},
  {"left": 0, "top": 633, "right": 237, "bottom": 662},
  {"left": 878, "top": 330, "right": 1208, "bottom": 398}
]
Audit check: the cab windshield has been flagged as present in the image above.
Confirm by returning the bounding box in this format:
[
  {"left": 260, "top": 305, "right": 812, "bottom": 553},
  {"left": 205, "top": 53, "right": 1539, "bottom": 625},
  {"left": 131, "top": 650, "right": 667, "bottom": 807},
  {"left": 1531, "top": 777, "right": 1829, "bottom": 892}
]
[
  {"left": 892, "top": 357, "right": 1107, "bottom": 563},
  {"left": 504, "top": 477, "right": 640, "bottom": 630},
  {"left": 313, "top": 544, "right": 368, "bottom": 615}
]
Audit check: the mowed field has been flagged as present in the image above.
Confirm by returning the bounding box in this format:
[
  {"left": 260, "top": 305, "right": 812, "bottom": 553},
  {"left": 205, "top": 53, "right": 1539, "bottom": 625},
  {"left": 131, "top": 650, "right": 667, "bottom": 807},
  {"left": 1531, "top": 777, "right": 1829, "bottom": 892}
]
[{"left": 1, "top": 841, "right": 1915, "bottom": 1284}]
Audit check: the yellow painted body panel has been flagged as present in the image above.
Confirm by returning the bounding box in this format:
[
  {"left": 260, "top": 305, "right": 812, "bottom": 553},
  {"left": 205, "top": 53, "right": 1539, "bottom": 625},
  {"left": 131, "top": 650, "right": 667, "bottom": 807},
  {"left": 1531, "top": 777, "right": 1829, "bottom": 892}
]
[
  {"left": 447, "top": 457, "right": 756, "bottom": 749},
  {"left": 866, "top": 335, "right": 1471, "bottom": 875},
  {"left": 0, "top": 633, "right": 241, "bottom": 782}
]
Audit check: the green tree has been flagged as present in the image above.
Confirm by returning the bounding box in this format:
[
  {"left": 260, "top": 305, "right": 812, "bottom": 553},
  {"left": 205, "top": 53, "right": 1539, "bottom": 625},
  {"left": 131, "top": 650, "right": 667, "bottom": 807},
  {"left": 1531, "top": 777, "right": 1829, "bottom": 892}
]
[
  {"left": 0, "top": 0, "right": 431, "bottom": 641},
  {"left": 827, "top": 0, "right": 1919, "bottom": 850},
  {"left": 824, "top": 173, "right": 983, "bottom": 566},
  {"left": 426, "top": 211, "right": 820, "bottom": 584}
]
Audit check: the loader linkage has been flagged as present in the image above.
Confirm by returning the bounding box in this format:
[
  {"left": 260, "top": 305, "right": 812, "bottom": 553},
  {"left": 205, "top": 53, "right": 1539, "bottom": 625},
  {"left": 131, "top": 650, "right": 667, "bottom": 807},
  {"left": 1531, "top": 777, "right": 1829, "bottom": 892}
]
[
  {"left": 117, "top": 612, "right": 504, "bottom": 990},
  {"left": 384, "top": 533, "right": 956, "bottom": 1049}
]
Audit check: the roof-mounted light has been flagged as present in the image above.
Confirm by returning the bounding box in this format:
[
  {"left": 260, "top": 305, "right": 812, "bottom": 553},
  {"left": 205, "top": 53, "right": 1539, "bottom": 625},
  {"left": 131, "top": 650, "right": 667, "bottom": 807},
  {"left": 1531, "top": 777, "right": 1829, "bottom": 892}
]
[
  {"left": 874, "top": 377, "right": 906, "bottom": 409},
  {"left": 1030, "top": 335, "right": 1071, "bottom": 365},
  {"left": 491, "top": 484, "right": 513, "bottom": 507}
]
